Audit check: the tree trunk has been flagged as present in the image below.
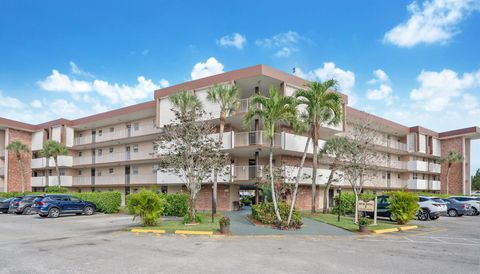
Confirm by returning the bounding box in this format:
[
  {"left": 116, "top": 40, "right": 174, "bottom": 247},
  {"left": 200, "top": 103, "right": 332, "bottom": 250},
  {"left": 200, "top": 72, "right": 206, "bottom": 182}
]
[
  {"left": 189, "top": 190, "right": 197, "bottom": 222},
  {"left": 45, "top": 158, "right": 49, "bottom": 187},
  {"left": 287, "top": 136, "right": 310, "bottom": 225},
  {"left": 17, "top": 155, "right": 25, "bottom": 193},
  {"left": 311, "top": 139, "right": 318, "bottom": 213},
  {"left": 212, "top": 112, "right": 226, "bottom": 214},
  {"left": 269, "top": 138, "right": 282, "bottom": 222},
  {"left": 323, "top": 166, "right": 336, "bottom": 214},
  {"left": 354, "top": 188, "right": 359, "bottom": 223},
  {"left": 55, "top": 157, "right": 61, "bottom": 187},
  {"left": 446, "top": 165, "right": 451, "bottom": 195}
]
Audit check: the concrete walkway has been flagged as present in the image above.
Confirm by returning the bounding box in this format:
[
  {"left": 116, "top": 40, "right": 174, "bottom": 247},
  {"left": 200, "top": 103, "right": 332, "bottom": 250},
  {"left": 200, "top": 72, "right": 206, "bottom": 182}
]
[{"left": 226, "top": 207, "right": 353, "bottom": 236}]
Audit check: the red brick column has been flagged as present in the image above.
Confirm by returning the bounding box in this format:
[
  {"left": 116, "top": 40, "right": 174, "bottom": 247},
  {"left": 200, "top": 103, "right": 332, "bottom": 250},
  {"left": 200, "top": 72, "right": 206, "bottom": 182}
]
[
  {"left": 440, "top": 137, "right": 464, "bottom": 195},
  {"left": 7, "top": 129, "right": 33, "bottom": 192}
]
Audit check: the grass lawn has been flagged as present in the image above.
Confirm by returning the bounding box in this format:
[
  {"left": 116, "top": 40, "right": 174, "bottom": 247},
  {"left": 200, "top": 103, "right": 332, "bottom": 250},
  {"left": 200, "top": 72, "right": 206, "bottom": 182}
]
[
  {"left": 136, "top": 212, "right": 223, "bottom": 233},
  {"left": 303, "top": 212, "right": 402, "bottom": 232}
]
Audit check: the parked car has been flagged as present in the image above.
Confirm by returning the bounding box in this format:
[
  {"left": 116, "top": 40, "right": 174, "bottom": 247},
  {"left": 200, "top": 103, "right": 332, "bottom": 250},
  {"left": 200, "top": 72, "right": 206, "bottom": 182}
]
[
  {"left": 7, "top": 197, "right": 25, "bottom": 214},
  {"left": 448, "top": 196, "right": 480, "bottom": 216},
  {"left": 365, "top": 195, "right": 397, "bottom": 222},
  {"left": 434, "top": 198, "right": 471, "bottom": 217},
  {"left": 417, "top": 196, "right": 447, "bottom": 221},
  {"left": 0, "top": 198, "right": 17, "bottom": 213},
  {"left": 10, "top": 195, "right": 43, "bottom": 215},
  {"left": 31, "top": 194, "right": 96, "bottom": 218}
]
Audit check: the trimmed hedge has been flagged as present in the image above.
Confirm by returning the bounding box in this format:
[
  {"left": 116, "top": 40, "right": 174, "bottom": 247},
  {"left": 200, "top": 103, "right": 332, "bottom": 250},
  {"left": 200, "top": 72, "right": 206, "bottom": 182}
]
[
  {"left": 252, "top": 202, "right": 302, "bottom": 229},
  {"left": 72, "top": 192, "right": 122, "bottom": 214},
  {"left": 332, "top": 193, "right": 377, "bottom": 215},
  {"left": 160, "top": 192, "right": 189, "bottom": 217}
]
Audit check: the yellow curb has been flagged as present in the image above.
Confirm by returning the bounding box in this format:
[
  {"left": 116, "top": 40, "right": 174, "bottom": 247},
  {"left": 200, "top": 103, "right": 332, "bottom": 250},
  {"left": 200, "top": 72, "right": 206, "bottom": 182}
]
[
  {"left": 131, "top": 229, "right": 166, "bottom": 234},
  {"left": 175, "top": 230, "right": 213, "bottom": 236},
  {"left": 372, "top": 228, "right": 399, "bottom": 234},
  {"left": 398, "top": 225, "right": 418, "bottom": 231}
]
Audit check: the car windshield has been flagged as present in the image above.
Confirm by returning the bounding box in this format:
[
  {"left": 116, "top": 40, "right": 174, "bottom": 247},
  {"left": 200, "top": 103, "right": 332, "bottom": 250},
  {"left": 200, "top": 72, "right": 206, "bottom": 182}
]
[{"left": 432, "top": 198, "right": 444, "bottom": 203}]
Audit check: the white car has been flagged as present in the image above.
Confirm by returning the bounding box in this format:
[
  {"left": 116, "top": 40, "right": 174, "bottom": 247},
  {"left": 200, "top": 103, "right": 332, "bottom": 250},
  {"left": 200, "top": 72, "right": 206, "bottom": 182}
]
[
  {"left": 448, "top": 196, "right": 480, "bottom": 216},
  {"left": 417, "top": 196, "right": 447, "bottom": 221}
]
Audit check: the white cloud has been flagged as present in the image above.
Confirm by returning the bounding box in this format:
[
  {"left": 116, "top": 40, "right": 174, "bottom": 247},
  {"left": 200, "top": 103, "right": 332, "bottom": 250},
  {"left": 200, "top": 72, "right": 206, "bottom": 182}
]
[
  {"left": 294, "top": 62, "right": 356, "bottom": 105},
  {"left": 368, "top": 69, "right": 389, "bottom": 84},
  {"left": 37, "top": 70, "right": 92, "bottom": 93},
  {"left": 256, "top": 31, "right": 302, "bottom": 57},
  {"left": 190, "top": 57, "right": 224, "bottom": 80},
  {"left": 0, "top": 90, "right": 25, "bottom": 109},
  {"left": 217, "top": 33, "right": 246, "bottom": 49},
  {"left": 30, "top": 99, "right": 43, "bottom": 108},
  {"left": 93, "top": 76, "right": 159, "bottom": 105},
  {"left": 410, "top": 69, "right": 480, "bottom": 111},
  {"left": 366, "top": 69, "right": 397, "bottom": 105},
  {"left": 69, "top": 61, "right": 94, "bottom": 78},
  {"left": 384, "top": 0, "right": 480, "bottom": 47}
]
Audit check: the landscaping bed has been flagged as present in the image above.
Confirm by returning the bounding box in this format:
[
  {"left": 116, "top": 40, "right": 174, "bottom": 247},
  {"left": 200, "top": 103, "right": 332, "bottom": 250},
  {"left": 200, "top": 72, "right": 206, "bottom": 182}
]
[
  {"left": 303, "top": 213, "right": 402, "bottom": 232},
  {"left": 134, "top": 212, "right": 223, "bottom": 234}
]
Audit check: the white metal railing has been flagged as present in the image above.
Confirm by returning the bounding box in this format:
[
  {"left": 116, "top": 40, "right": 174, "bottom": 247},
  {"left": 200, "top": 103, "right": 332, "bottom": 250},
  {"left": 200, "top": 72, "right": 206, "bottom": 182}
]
[
  {"left": 73, "top": 176, "right": 93, "bottom": 186},
  {"left": 74, "top": 126, "right": 163, "bottom": 146},
  {"left": 0, "top": 167, "right": 4, "bottom": 176},
  {"left": 387, "top": 140, "right": 407, "bottom": 151},
  {"left": 429, "top": 180, "right": 441, "bottom": 190},
  {"left": 408, "top": 160, "right": 428, "bottom": 172},
  {"left": 233, "top": 165, "right": 263, "bottom": 181},
  {"left": 389, "top": 160, "right": 408, "bottom": 170},
  {"left": 428, "top": 163, "right": 441, "bottom": 173},
  {"left": 31, "top": 156, "right": 73, "bottom": 169},
  {"left": 31, "top": 176, "right": 73, "bottom": 187},
  {"left": 407, "top": 179, "right": 428, "bottom": 190},
  {"left": 234, "top": 131, "right": 281, "bottom": 148},
  {"left": 73, "top": 150, "right": 159, "bottom": 166},
  {"left": 0, "top": 149, "right": 5, "bottom": 158}
]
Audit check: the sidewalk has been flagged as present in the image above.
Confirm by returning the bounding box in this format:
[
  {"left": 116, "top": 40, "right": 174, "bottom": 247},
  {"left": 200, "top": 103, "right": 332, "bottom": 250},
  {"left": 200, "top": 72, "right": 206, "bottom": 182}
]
[{"left": 226, "top": 207, "right": 353, "bottom": 236}]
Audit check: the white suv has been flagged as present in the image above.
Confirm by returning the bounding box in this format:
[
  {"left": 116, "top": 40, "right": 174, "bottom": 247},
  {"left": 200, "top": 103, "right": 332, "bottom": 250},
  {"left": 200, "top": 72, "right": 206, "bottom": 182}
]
[
  {"left": 449, "top": 196, "right": 480, "bottom": 216},
  {"left": 417, "top": 196, "right": 447, "bottom": 221}
]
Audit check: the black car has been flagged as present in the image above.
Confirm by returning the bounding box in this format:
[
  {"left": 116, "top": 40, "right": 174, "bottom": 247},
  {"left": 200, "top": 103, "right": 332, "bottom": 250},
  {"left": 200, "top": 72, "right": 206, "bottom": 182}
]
[
  {"left": 0, "top": 197, "right": 17, "bottom": 213},
  {"left": 366, "top": 195, "right": 397, "bottom": 222},
  {"left": 9, "top": 195, "right": 43, "bottom": 215},
  {"left": 6, "top": 197, "right": 23, "bottom": 214}
]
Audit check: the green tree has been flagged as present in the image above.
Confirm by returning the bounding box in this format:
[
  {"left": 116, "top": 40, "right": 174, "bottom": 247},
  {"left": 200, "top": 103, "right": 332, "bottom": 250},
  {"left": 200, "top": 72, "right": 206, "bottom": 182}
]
[
  {"left": 6, "top": 140, "right": 30, "bottom": 193},
  {"left": 169, "top": 90, "right": 202, "bottom": 116},
  {"left": 388, "top": 191, "right": 419, "bottom": 225},
  {"left": 440, "top": 151, "right": 464, "bottom": 195},
  {"left": 295, "top": 80, "right": 343, "bottom": 212},
  {"left": 127, "top": 189, "right": 167, "bottom": 226},
  {"left": 243, "top": 87, "right": 298, "bottom": 223},
  {"left": 39, "top": 140, "right": 68, "bottom": 187},
  {"left": 207, "top": 84, "right": 240, "bottom": 214},
  {"left": 472, "top": 168, "right": 480, "bottom": 191}
]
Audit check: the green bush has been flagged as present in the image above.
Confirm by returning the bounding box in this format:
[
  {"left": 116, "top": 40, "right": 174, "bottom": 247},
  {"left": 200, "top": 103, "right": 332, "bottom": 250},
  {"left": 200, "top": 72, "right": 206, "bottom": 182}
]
[
  {"left": 251, "top": 202, "right": 302, "bottom": 229},
  {"left": 0, "top": 192, "right": 23, "bottom": 198},
  {"left": 388, "top": 191, "right": 419, "bottom": 225},
  {"left": 45, "top": 186, "right": 68, "bottom": 193},
  {"left": 183, "top": 213, "right": 203, "bottom": 224},
  {"left": 127, "top": 189, "right": 167, "bottom": 226},
  {"left": 74, "top": 192, "right": 122, "bottom": 214},
  {"left": 160, "top": 193, "right": 189, "bottom": 217},
  {"left": 331, "top": 193, "right": 376, "bottom": 215},
  {"left": 240, "top": 195, "right": 253, "bottom": 206}
]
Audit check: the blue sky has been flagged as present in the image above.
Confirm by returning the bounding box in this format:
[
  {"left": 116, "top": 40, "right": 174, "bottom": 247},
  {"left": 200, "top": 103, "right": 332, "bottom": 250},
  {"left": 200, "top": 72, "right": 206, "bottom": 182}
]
[{"left": 0, "top": 0, "right": 479, "bottom": 172}]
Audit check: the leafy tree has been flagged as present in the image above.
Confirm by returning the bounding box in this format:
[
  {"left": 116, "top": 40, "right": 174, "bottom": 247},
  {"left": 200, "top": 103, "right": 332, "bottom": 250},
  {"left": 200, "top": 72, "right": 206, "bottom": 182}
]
[
  {"left": 440, "top": 150, "right": 464, "bottom": 195},
  {"left": 169, "top": 90, "right": 202, "bottom": 115},
  {"left": 243, "top": 87, "right": 298, "bottom": 223},
  {"left": 295, "top": 80, "right": 343, "bottom": 213},
  {"left": 39, "top": 140, "right": 68, "bottom": 187},
  {"left": 472, "top": 168, "right": 480, "bottom": 191},
  {"left": 207, "top": 84, "right": 240, "bottom": 214},
  {"left": 127, "top": 189, "right": 166, "bottom": 226},
  {"left": 388, "top": 191, "right": 419, "bottom": 225},
  {"left": 6, "top": 140, "right": 30, "bottom": 193}
]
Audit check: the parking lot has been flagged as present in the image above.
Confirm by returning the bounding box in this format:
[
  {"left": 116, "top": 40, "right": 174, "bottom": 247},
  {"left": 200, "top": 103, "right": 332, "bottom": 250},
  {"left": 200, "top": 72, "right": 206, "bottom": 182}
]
[{"left": 0, "top": 213, "right": 479, "bottom": 274}]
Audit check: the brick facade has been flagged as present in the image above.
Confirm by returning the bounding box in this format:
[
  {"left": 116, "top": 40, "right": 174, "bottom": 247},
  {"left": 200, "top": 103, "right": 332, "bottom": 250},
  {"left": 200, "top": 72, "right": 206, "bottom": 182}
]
[
  {"left": 7, "top": 129, "right": 33, "bottom": 192},
  {"left": 440, "top": 137, "right": 464, "bottom": 195},
  {"left": 195, "top": 184, "right": 237, "bottom": 211}
]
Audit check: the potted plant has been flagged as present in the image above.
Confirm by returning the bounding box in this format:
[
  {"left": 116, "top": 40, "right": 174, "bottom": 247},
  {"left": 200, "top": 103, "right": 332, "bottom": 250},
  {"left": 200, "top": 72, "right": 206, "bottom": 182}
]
[
  {"left": 219, "top": 216, "right": 230, "bottom": 234},
  {"left": 358, "top": 217, "right": 370, "bottom": 233}
]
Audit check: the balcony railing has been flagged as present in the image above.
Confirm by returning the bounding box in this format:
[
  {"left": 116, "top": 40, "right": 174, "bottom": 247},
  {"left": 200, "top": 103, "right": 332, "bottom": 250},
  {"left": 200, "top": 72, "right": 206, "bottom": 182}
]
[
  {"left": 236, "top": 98, "right": 263, "bottom": 114},
  {"left": 389, "top": 160, "right": 408, "bottom": 170},
  {"left": 428, "top": 163, "right": 441, "bottom": 173},
  {"left": 0, "top": 167, "right": 4, "bottom": 176},
  {"left": 73, "top": 151, "right": 159, "bottom": 166},
  {"left": 74, "top": 126, "right": 163, "bottom": 146},
  {"left": 408, "top": 160, "right": 429, "bottom": 172},
  {"left": 234, "top": 131, "right": 281, "bottom": 148},
  {"left": 31, "top": 176, "right": 73, "bottom": 187},
  {"left": 31, "top": 156, "right": 73, "bottom": 169},
  {"left": 233, "top": 165, "right": 263, "bottom": 181}
]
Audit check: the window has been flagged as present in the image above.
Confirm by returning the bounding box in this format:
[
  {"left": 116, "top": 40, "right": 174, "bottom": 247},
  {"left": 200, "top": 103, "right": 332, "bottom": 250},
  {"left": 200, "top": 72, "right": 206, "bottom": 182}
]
[
  {"left": 109, "top": 168, "right": 114, "bottom": 174},
  {"left": 109, "top": 147, "right": 114, "bottom": 153},
  {"left": 132, "top": 166, "right": 139, "bottom": 175},
  {"left": 70, "top": 197, "right": 80, "bottom": 202},
  {"left": 387, "top": 172, "right": 391, "bottom": 180},
  {"left": 134, "top": 123, "right": 139, "bottom": 131},
  {"left": 78, "top": 151, "right": 82, "bottom": 157},
  {"left": 98, "top": 130, "right": 103, "bottom": 136},
  {"left": 153, "top": 144, "right": 159, "bottom": 152},
  {"left": 78, "top": 170, "right": 82, "bottom": 175},
  {"left": 79, "top": 133, "right": 83, "bottom": 137},
  {"left": 98, "top": 149, "right": 103, "bottom": 156},
  {"left": 161, "top": 186, "right": 168, "bottom": 194},
  {"left": 397, "top": 174, "right": 401, "bottom": 179},
  {"left": 97, "top": 170, "right": 102, "bottom": 176},
  {"left": 133, "top": 144, "right": 138, "bottom": 153},
  {"left": 153, "top": 164, "right": 159, "bottom": 173},
  {"left": 110, "top": 127, "right": 114, "bottom": 133},
  {"left": 413, "top": 173, "right": 418, "bottom": 180}
]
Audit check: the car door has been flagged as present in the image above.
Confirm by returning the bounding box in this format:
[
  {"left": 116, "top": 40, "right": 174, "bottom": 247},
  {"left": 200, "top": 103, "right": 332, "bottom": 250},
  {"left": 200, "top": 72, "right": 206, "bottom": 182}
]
[
  {"left": 69, "top": 196, "right": 84, "bottom": 212},
  {"left": 377, "top": 196, "right": 389, "bottom": 217},
  {"left": 57, "top": 196, "right": 72, "bottom": 212}
]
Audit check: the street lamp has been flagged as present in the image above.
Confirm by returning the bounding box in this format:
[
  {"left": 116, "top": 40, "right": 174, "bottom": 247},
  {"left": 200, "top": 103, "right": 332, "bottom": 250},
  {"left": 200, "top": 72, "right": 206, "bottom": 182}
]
[{"left": 337, "top": 187, "right": 342, "bottom": 222}]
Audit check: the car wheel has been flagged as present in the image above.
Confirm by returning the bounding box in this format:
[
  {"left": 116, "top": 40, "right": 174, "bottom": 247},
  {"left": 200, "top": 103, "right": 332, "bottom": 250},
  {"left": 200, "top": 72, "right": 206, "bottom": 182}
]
[
  {"left": 418, "top": 209, "right": 429, "bottom": 221},
  {"left": 389, "top": 213, "right": 397, "bottom": 222},
  {"left": 22, "top": 207, "right": 31, "bottom": 215},
  {"left": 472, "top": 207, "right": 479, "bottom": 216},
  {"left": 430, "top": 215, "right": 439, "bottom": 220},
  {"left": 448, "top": 209, "right": 458, "bottom": 217},
  {"left": 14, "top": 211, "right": 22, "bottom": 215},
  {"left": 83, "top": 206, "right": 94, "bottom": 216},
  {"left": 48, "top": 208, "right": 60, "bottom": 218}
]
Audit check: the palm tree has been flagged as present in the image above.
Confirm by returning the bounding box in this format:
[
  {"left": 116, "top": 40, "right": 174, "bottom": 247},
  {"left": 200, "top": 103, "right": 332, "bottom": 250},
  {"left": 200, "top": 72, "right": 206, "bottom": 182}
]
[
  {"left": 207, "top": 84, "right": 241, "bottom": 214},
  {"left": 440, "top": 150, "right": 464, "bottom": 195},
  {"left": 295, "top": 80, "right": 343, "bottom": 213},
  {"left": 169, "top": 90, "right": 202, "bottom": 116},
  {"left": 40, "top": 140, "right": 68, "bottom": 187},
  {"left": 243, "top": 87, "right": 298, "bottom": 222},
  {"left": 6, "top": 140, "right": 29, "bottom": 193}
]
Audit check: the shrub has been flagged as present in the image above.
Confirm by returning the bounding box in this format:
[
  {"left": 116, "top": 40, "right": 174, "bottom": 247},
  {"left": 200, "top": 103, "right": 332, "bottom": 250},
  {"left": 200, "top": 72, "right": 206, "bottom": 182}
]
[
  {"left": 160, "top": 192, "right": 189, "bottom": 217},
  {"left": 331, "top": 193, "right": 376, "bottom": 215},
  {"left": 74, "top": 192, "right": 122, "bottom": 214},
  {"left": 251, "top": 202, "right": 302, "bottom": 229},
  {"left": 388, "top": 191, "right": 419, "bottom": 225},
  {"left": 240, "top": 195, "right": 253, "bottom": 206},
  {"left": 45, "top": 186, "right": 68, "bottom": 193},
  {"left": 183, "top": 213, "right": 203, "bottom": 224},
  {"left": 0, "top": 192, "right": 23, "bottom": 198},
  {"left": 358, "top": 217, "right": 370, "bottom": 226},
  {"left": 219, "top": 216, "right": 230, "bottom": 226},
  {"left": 127, "top": 189, "right": 167, "bottom": 226}
]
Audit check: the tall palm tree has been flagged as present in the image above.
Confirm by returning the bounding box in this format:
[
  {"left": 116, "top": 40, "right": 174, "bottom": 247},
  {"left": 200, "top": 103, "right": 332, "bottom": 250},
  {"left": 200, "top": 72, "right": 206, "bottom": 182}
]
[
  {"left": 243, "top": 87, "right": 298, "bottom": 222},
  {"left": 40, "top": 140, "right": 68, "bottom": 187},
  {"left": 169, "top": 90, "right": 202, "bottom": 116},
  {"left": 295, "top": 80, "right": 343, "bottom": 213},
  {"left": 6, "top": 140, "right": 29, "bottom": 193},
  {"left": 207, "top": 84, "right": 240, "bottom": 214},
  {"left": 440, "top": 150, "right": 464, "bottom": 195}
]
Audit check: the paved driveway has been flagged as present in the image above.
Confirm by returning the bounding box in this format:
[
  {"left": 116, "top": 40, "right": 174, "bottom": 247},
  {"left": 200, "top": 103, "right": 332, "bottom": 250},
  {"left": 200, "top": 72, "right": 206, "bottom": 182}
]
[{"left": 0, "top": 213, "right": 479, "bottom": 273}]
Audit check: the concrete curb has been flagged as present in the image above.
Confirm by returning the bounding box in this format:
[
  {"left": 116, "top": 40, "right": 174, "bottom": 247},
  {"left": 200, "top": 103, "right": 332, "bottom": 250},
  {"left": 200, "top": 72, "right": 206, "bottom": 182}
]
[
  {"left": 372, "top": 225, "right": 418, "bottom": 234},
  {"left": 175, "top": 230, "right": 214, "bottom": 236},
  {"left": 131, "top": 229, "right": 166, "bottom": 234},
  {"left": 398, "top": 225, "right": 418, "bottom": 231}
]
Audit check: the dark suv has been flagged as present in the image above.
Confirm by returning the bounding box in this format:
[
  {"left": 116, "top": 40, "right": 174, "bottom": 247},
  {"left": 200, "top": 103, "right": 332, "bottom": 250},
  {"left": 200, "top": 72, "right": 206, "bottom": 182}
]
[
  {"left": 32, "top": 194, "right": 96, "bottom": 218},
  {"left": 366, "top": 195, "right": 397, "bottom": 221},
  {"left": 9, "top": 195, "right": 43, "bottom": 215}
]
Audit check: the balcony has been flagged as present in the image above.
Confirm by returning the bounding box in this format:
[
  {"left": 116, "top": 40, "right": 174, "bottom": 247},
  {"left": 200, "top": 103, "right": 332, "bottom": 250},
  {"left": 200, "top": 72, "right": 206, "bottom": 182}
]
[
  {"left": 236, "top": 98, "right": 263, "bottom": 114},
  {"left": 407, "top": 179, "right": 429, "bottom": 190},
  {"left": 428, "top": 163, "right": 441, "bottom": 173},
  {"left": 389, "top": 160, "right": 408, "bottom": 170},
  {"left": 234, "top": 131, "right": 281, "bottom": 148},
  {"left": 73, "top": 151, "right": 160, "bottom": 166},
  {"left": 74, "top": 126, "right": 163, "bottom": 146},
  {"left": 0, "top": 149, "right": 5, "bottom": 158},
  {"left": 0, "top": 167, "right": 4, "bottom": 176},
  {"left": 31, "top": 156, "right": 73, "bottom": 169},
  {"left": 407, "top": 161, "right": 428, "bottom": 172},
  {"left": 31, "top": 176, "right": 73, "bottom": 187},
  {"left": 233, "top": 165, "right": 262, "bottom": 181},
  {"left": 387, "top": 140, "right": 407, "bottom": 151},
  {"left": 130, "top": 174, "right": 158, "bottom": 185}
]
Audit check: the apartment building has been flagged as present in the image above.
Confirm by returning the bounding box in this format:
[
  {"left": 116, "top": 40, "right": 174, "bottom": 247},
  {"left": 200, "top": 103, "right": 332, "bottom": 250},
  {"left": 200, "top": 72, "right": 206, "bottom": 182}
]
[{"left": 1, "top": 65, "right": 479, "bottom": 210}]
